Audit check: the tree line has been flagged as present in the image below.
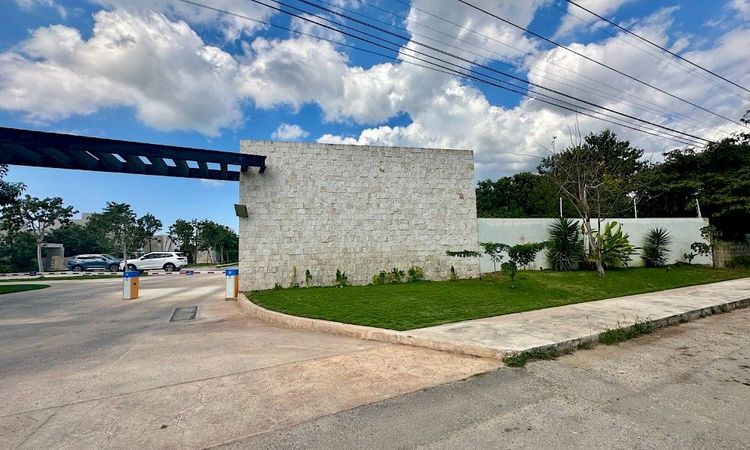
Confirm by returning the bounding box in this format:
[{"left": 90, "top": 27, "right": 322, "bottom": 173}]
[
  {"left": 0, "top": 177, "right": 239, "bottom": 272},
  {"left": 477, "top": 130, "right": 750, "bottom": 242}
]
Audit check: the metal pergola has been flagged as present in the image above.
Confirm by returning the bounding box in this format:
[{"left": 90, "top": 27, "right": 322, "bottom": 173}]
[{"left": 0, "top": 127, "right": 266, "bottom": 181}]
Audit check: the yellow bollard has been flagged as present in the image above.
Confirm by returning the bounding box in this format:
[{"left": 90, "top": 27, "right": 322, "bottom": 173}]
[{"left": 123, "top": 270, "right": 140, "bottom": 300}]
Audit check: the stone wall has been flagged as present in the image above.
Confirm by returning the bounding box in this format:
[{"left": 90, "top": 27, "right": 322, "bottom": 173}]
[
  {"left": 714, "top": 240, "right": 750, "bottom": 268},
  {"left": 239, "top": 141, "right": 479, "bottom": 290},
  {"left": 477, "top": 217, "right": 711, "bottom": 271}
]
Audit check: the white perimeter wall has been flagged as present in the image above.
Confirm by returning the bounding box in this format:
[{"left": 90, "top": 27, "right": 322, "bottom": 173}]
[
  {"left": 477, "top": 217, "right": 711, "bottom": 272},
  {"left": 239, "top": 141, "right": 479, "bottom": 290}
]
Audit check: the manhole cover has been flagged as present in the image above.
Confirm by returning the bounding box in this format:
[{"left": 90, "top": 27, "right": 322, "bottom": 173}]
[{"left": 170, "top": 306, "right": 197, "bottom": 322}]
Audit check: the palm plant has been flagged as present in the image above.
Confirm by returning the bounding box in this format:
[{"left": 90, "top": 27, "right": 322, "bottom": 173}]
[
  {"left": 643, "top": 228, "right": 672, "bottom": 267},
  {"left": 595, "top": 221, "right": 636, "bottom": 268},
  {"left": 546, "top": 217, "right": 583, "bottom": 271}
]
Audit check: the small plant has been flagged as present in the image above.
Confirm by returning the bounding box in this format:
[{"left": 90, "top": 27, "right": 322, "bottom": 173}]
[
  {"left": 727, "top": 256, "right": 750, "bottom": 268},
  {"left": 507, "top": 242, "right": 547, "bottom": 269},
  {"left": 372, "top": 270, "right": 388, "bottom": 285},
  {"left": 446, "top": 249, "right": 482, "bottom": 279},
  {"left": 289, "top": 265, "right": 299, "bottom": 288},
  {"left": 389, "top": 267, "right": 405, "bottom": 283},
  {"left": 594, "top": 221, "right": 636, "bottom": 268},
  {"left": 273, "top": 283, "right": 283, "bottom": 290},
  {"left": 304, "top": 269, "right": 313, "bottom": 287},
  {"left": 546, "top": 217, "right": 582, "bottom": 271},
  {"left": 598, "top": 319, "right": 654, "bottom": 345},
  {"left": 501, "top": 261, "right": 518, "bottom": 288},
  {"left": 449, "top": 265, "right": 457, "bottom": 281},
  {"left": 479, "top": 242, "right": 507, "bottom": 272},
  {"left": 643, "top": 228, "right": 672, "bottom": 267},
  {"left": 335, "top": 269, "right": 349, "bottom": 287},
  {"left": 407, "top": 265, "right": 424, "bottom": 282}
]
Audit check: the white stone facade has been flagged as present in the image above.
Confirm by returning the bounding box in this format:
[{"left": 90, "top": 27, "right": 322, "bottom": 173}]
[{"left": 239, "top": 141, "right": 479, "bottom": 291}]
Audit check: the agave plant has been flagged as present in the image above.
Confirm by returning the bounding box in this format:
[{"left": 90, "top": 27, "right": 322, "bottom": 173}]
[
  {"left": 643, "top": 227, "right": 672, "bottom": 267},
  {"left": 546, "top": 217, "right": 583, "bottom": 271}
]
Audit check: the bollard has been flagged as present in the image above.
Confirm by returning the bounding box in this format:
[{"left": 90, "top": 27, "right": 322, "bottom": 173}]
[
  {"left": 225, "top": 269, "right": 239, "bottom": 300},
  {"left": 123, "top": 270, "right": 140, "bottom": 300}
]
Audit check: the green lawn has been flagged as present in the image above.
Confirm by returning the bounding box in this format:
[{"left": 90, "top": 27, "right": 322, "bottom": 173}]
[
  {"left": 250, "top": 266, "right": 750, "bottom": 331},
  {"left": 0, "top": 284, "right": 49, "bottom": 295}
]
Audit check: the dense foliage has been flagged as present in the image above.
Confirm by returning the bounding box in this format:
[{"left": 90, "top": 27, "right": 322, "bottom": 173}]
[
  {"left": 546, "top": 217, "right": 583, "bottom": 271},
  {"left": 642, "top": 228, "right": 672, "bottom": 267}
]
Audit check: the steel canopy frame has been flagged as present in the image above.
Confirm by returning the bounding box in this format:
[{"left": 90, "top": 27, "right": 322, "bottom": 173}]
[{"left": 0, "top": 127, "right": 266, "bottom": 181}]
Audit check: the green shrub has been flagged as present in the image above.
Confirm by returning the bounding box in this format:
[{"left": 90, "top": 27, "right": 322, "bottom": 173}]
[
  {"left": 372, "top": 270, "right": 388, "bottom": 285},
  {"left": 408, "top": 265, "right": 424, "bottom": 282},
  {"left": 335, "top": 269, "right": 349, "bottom": 287},
  {"left": 389, "top": 267, "right": 405, "bottom": 283},
  {"left": 508, "top": 242, "right": 547, "bottom": 268},
  {"left": 643, "top": 228, "right": 672, "bottom": 267},
  {"left": 727, "top": 256, "right": 750, "bottom": 268},
  {"left": 304, "top": 269, "right": 313, "bottom": 287},
  {"left": 546, "top": 217, "right": 582, "bottom": 271},
  {"left": 449, "top": 265, "right": 457, "bottom": 281},
  {"left": 501, "top": 261, "right": 518, "bottom": 288},
  {"left": 595, "top": 221, "right": 636, "bottom": 268}
]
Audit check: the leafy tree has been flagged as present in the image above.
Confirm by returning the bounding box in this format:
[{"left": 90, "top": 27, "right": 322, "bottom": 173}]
[
  {"left": 539, "top": 130, "right": 648, "bottom": 276},
  {"left": 135, "top": 213, "right": 162, "bottom": 252},
  {"left": 479, "top": 242, "right": 508, "bottom": 272},
  {"left": 0, "top": 231, "right": 37, "bottom": 273},
  {"left": 1, "top": 195, "right": 76, "bottom": 273},
  {"left": 47, "top": 223, "right": 108, "bottom": 256},
  {"left": 547, "top": 217, "right": 583, "bottom": 271},
  {"left": 87, "top": 202, "right": 138, "bottom": 260},
  {"left": 194, "top": 220, "right": 237, "bottom": 263},
  {"left": 476, "top": 172, "right": 565, "bottom": 218},
  {"left": 169, "top": 219, "right": 197, "bottom": 262},
  {"left": 638, "top": 132, "right": 750, "bottom": 239},
  {"left": 0, "top": 164, "right": 25, "bottom": 207}
]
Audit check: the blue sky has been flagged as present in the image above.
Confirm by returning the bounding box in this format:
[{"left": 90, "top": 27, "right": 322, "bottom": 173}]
[{"left": 1, "top": 0, "right": 749, "bottom": 230}]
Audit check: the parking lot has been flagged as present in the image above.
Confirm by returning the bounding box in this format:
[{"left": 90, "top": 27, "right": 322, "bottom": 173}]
[{"left": 0, "top": 275, "right": 497, "bottom": 448}]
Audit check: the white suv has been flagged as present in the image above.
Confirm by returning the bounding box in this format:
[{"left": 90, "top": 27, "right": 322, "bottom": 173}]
[{"left": 121, "top": 252, "right": 188, "bottom": 272}]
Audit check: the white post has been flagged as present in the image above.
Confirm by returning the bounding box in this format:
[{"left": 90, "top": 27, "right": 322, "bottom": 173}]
[
  {"left": 633, "top": 197, "right": 638, "bottom": 219},
  {"left": 559, "top": 197, "right": 563, "bottom": 218},
  {"left": 696, "top": 198, "right": 702, "bottom": 218}
]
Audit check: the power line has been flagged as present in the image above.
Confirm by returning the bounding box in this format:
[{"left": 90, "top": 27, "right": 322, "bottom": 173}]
[
  {"left": 542, "top": 0, "right": 738, "bottom": 97},
  {"left": 565, "top": 0, "right": 750, "bottom": 96},
  {"left": 455, "top": 0, "right": 748, "bottom": 128},
  {"left": 317, "top": 0, "right": 723, "bottom": 136},
  {"left": 376, "top": 0, "right": 730, "bottom": 136},
  {"left": 176, "top": 0, "right": 706, "bottom": 147},
  {"left": 284, "top": 0, "right": 710, "bottom": 144}
]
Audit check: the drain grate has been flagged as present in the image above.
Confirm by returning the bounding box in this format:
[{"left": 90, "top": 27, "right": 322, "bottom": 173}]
[{"left": 170, "top": 306, "right": 197, "bottom": 322}]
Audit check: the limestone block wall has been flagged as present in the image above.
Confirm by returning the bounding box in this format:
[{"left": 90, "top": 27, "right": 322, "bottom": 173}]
[{"left": 239, "top": 141, "right": 479, "bottom": 291}]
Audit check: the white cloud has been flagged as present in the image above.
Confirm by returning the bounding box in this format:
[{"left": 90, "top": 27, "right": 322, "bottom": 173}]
[
  {"left": 729, "top": 0, "right": 750, "bottom": 19},
  {"left": 553, "top": 0, "right": 634, "bottom": 38},
  {"left": 271, "top": 123, "right": 309, "bottom": 140},
  {"left": 14, "top": 0, "right": 67, "bottom": 18},
  {"left": 0, "top": 10, "right": 245, "bottom": 136},
  {"left": 89, "top": 0, "right": 276, "bottom": 40}
]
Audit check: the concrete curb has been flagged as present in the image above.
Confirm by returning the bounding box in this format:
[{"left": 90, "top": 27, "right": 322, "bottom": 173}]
[
  {"left": 236, "top": 293, "right": 502, "bottom": 359},
  {"left": 510, "top": 296, "right": 750, "bottom": 358},
  {"left": 236, "top": 292, "right": 750, "bottom": 362}
]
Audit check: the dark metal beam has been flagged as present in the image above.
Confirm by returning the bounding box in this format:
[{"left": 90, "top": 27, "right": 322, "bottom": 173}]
[{"left": 0, "top": 127, "right": 266, "bottom": 181}]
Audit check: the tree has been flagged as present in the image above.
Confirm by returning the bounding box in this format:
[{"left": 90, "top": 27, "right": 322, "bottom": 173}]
[
  {"left": 87, "top": 202, "right": 138, "bottom": 261},
  {"left": 539, "top": 130, "right": 648, "bottom": 276},
  {"left": 169, "top": 219, "right": 196, "bottom": 262},
  {"left": 638, "top": 132, "right": 750, "bottom": 239},
  {"left": 476, "top": 172, "right": 564, "bottom": 218},
  {"left": 47, "top": 223, "right": 108, "bottom": 256},
  {"left": 0, "top": 164, "right": 25, "bottom": 207},
  {"left": 479, "top": 242, "right": 508, "bottom": 272},
  {"left": 1, "top": 195, "right": 76, "bottom": 273},
  {"left": 135, "top": 213, "right": 162, "bottom": 252}
]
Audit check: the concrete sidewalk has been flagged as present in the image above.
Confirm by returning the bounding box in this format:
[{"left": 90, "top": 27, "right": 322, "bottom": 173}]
[{"left": 407, "top": 278, "right": 750, "bottom": 357}]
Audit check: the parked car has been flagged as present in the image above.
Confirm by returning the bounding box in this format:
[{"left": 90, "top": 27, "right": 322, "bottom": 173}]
[
  {"left": 67, "top": 254, "right": 122, "bottom": 272},
  {"left": 120, "top": 252, "right": 188, "bottom": 272}
]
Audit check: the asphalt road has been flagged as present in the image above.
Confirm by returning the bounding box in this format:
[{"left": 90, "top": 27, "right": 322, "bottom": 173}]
[{"left": 221, "top": 307, "right": 750, "bottom": 450}]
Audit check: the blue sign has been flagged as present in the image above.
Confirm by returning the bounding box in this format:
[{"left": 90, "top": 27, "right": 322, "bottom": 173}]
[{"left": 226, "top": 268, "right": 239, "bottom": 276}]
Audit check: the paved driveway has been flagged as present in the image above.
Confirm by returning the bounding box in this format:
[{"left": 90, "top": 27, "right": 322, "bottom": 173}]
[{"left": 0, "top": 276, "right": 497, "bottom": 448}]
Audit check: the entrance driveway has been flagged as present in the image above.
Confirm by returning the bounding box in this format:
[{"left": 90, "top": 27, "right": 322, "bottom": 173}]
[{"left": 0, "top": 276, "right": 497, "bottom": 448}]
